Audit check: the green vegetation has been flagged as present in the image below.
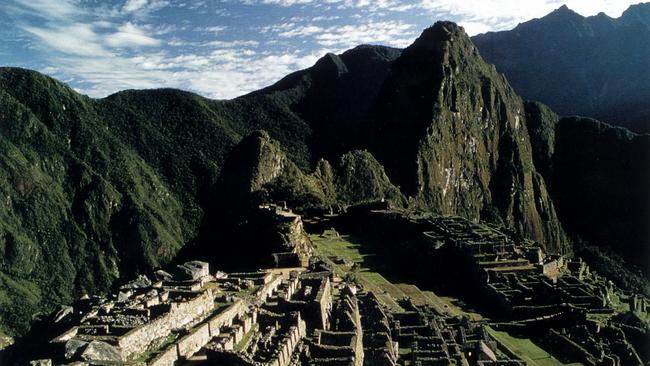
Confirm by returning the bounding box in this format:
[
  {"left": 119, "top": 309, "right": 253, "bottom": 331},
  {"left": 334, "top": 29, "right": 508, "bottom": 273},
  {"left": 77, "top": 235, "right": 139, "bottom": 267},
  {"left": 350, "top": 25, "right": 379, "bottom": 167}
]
[
  {"left": 486, "top": 327, "right": 582, "bottom": 366},
  {"left": 310, "top": 229, "right": 477, "bottom": 318},
  {"left": 574, "top": 241, "right": 650, "bottom": 297}
]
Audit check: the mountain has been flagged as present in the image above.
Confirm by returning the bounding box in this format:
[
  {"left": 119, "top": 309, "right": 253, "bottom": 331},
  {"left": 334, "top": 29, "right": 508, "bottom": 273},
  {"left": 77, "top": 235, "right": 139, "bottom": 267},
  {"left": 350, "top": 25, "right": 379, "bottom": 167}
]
[
  {"left": 526, "top": 102, "right": 650, "bottom": 278},
  {"left": 0, "top": 20, "right": 647, "bottom": 338},
  {"left": 240, "top": 23, "right": 567, "bottom": 251},
  {"left": 472, "top": 3, "right": 650, "bottom": 134}
]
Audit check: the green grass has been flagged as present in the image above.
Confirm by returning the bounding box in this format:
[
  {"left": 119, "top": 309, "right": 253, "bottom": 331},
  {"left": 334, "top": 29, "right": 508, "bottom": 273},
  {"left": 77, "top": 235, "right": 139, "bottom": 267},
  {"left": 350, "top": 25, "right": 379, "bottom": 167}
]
[
  {"left": 486, "top": 327, "right": 582, "bottom": 366},
  {"left": 311, "top": 229, "right": 479, "bottom": 318},
  {"left": 311, "top": 230, "right": 403, "bottom": 310}
]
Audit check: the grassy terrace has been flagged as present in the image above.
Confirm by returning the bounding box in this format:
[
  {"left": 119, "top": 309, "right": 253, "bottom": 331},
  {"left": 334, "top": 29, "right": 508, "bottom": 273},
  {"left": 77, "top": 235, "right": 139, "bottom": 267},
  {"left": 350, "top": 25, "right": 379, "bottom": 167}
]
[
  {"left": 486, "top": 327, "right": 582, "bottom": 366},
  {"left": 309, "top": 229, "right": 480, "bottom": 319}
]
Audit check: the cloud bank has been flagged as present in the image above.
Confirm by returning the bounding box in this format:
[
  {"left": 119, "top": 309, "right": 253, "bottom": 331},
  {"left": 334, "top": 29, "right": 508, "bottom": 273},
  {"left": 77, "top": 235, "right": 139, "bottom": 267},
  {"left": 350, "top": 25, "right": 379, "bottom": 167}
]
[{"left": 1, "top": 0, "right": 640, "bottom": 99}]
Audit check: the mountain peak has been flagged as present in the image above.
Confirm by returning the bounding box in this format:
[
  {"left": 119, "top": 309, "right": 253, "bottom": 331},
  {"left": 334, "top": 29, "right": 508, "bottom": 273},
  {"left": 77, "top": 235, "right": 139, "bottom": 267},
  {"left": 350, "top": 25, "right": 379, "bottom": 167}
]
[
  {"left": 312, "top": 52, "right": 348, "bottom": 77},
  {"left": 417, "top": 21, "right": 467, "bottom": 44},
  {"left": 620, "top": 2, "right": 650, "bottom": 28},
  {"left": 542, "top": 4, "right": 583, "bottom": 21},
  {"left": 552, "top": 4, "right": 577, "bottom": 15},
  {"left": 405, "top": 21, "right": 479, "bottom": 64}
]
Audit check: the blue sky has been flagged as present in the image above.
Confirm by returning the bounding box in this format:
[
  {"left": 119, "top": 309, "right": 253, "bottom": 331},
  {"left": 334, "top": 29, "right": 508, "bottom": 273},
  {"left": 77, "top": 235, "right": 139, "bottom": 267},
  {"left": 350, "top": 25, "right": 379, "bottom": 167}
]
[{"left": 0, "top": 0, "right": 639, "bottom": 99}]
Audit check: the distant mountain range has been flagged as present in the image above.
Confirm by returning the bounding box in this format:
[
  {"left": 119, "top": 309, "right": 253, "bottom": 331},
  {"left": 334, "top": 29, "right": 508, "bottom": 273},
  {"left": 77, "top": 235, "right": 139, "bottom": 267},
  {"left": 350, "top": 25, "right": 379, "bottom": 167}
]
[
  {"left": 472, "top": 3, "right": 650, "bottom": 134},
  {"left": 0, "top": 13, "right": 648, "bottom": 338}
]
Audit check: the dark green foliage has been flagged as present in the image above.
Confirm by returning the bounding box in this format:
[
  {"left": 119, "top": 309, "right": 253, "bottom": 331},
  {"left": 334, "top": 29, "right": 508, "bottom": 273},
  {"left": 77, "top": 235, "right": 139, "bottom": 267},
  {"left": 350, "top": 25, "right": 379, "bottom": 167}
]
[
  {"left": 574, "top": 238, "right": 650, "bottom": 297},
  {"left": 472, "top": 4, "right": 650, "bottom": 133},
  {"left": 526, "top": 111, "right": 650, "bottom": 276},
  {"left": 335, "top": 150, "right": 403, "bottom": 205}
]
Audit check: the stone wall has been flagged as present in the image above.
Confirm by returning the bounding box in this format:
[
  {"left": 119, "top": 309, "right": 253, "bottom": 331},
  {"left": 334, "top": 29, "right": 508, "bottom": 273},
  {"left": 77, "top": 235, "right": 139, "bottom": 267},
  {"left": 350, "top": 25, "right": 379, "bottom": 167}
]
[
  {"left": 315, "top": 277, "right": 333, "bottom": 330},
  {"left": 177, "top": 322, "right": 210, "bottom": 359},
  {"left": 257, "top": 275, "right": 284, "bottom": 303},
  {"left": 271, "top": 313, "right": 306, "bottom": 366},
  {"left": 207, "top": 300, "right": 248, "bottom": 336},
  {"left": 147, "top": 343, "right": 178, "bottom": 366},
  {"left": 118, "top": 289, "right": 213, "bottom": 358}
]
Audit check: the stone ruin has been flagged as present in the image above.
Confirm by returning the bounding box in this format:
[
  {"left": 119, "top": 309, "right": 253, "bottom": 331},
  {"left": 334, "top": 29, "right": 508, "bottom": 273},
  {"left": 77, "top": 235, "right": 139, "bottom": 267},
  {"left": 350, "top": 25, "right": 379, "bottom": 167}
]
[
  {"left": 28, "top": 207, "right": 648, "bottom": 366},
  {"left": 345, "top": 208, "right": 650, "bottom": 365},
  {"left": 31, "top": 260, "right": 285, "bottom": 365},
  {"left": 30, "top": 252, "right": 530, "bottom": 366},
  {"left": 259, "top": 204, "right": 314, "bottom": 268}
]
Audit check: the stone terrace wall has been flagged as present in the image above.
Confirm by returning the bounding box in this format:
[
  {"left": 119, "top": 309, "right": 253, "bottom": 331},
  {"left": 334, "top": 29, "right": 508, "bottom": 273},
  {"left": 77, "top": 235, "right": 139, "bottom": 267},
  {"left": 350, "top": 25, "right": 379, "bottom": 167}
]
[
  {"left": 257, "top": 275, "right": 284, "bottom": 303},
  {"left": 148, "top": 343, "right": 178, "bottom": 366},
  {"left": 177, "top": 322, "right": 210, "bottom": 359},
  {"left": 207, "top": 300, "right": 248, "bottom": 335},
  {"left": 315, "top": 277, "right": 332, "bottom": 330},
  {"left": 118, "top": 290, "right": 213, "bottom": 358},
  {"left": 269, "top": 314, "right": 307, "bottom": 366}
]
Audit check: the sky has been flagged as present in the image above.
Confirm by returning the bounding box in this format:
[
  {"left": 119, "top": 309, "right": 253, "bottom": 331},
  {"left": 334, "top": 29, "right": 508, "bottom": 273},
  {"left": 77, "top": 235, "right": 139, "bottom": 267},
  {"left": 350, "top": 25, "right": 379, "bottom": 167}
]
[{"left": 0, "top": 0, "right": 640, "bottom": 99}]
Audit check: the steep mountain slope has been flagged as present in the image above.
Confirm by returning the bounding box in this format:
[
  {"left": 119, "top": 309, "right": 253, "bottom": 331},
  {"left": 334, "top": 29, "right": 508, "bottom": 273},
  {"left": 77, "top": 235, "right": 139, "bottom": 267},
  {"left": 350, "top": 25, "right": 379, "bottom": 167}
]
[
  {"left": 364, "top": 22, "right": 566, "bottom": 250},
  {"left": 247, "top": 45, "right": 403, "bottom": 163},
  {"left": 0, "top": 70, "right": 195, "bottom": 336},
  {"left": 472, "top": 3, "right": 650, "bottom": 134},
  {"left": 0, "top": 57, "right": 404, "bottom": 335},
  {"left": 526, "top": 102, "right": 650, "bottom": 278}
]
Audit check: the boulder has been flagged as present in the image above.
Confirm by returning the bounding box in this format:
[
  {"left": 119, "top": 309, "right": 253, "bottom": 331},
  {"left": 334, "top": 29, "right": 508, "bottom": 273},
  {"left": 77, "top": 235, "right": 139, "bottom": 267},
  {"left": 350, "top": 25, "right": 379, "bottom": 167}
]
[
  {"left": 154, "top": 269, "right": 173, "bottom": 281},
  {"left": 174, "top": 261, "right": 209, "bottom": 280},
  {"left": 65, "top": 339, "right": 88, "bottom": 359},
  {"left": 117, "top": 290, "right": 132, "bottom": 302},
  {"left": 80, "top": 340, "right": 123, "bottom": 362},
  {"left": 53, "top": 305, "right": 74, "bottom": 323},
  {"left": 119, "top": 274, "right": 152, "bottom": 289},
  {"left": 29, "top": 360, "right": 52, "bottom": 366}
]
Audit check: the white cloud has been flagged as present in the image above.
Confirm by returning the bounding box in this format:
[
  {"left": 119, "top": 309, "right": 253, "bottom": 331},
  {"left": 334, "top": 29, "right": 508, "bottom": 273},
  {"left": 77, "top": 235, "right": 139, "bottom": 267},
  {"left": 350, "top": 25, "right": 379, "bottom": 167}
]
[
  {"left": 315, "top": 21, "right": 415, "bottom": 48},
  {"left": 122, "top": 0, "right": 149, "bottom": 13},
  {"left": 196, "top": 25, "right": 228, "bottom": 33},
  {"left": 53, "top": 46, "right": 323, "bottom": 100},
  {"left": 9, "top": 0, "right": 643, "bottom": 101},
  {"left": 204, "top": 40, "right": 261, "bottom": 48},
  {"left": 21, "top": 23, "right": 109, "bottom": 57},
  {"left": 106, "top": 22, "right": 161, "bottom": 47},
  {"left": 258, "top": 0, "right": 318, "bottom": 5},
  {"left": 121, "top": 0, "right": 170, "bottom": 17},
  {"left": 264, "top": 20, "right": 416, "bottom": 49},
  {"left": 7, "top": 0, "right": 82, "bottom": 20},
  {"left": 240, "top": 0, "right": 640, "bottom": 35}
]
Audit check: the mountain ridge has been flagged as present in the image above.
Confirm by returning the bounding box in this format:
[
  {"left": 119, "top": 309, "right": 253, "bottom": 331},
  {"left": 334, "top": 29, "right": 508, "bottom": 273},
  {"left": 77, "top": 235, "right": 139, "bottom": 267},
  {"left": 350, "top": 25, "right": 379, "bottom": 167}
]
[{"left": 472, "top": 2, "right": 650, "bottom": 134}]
